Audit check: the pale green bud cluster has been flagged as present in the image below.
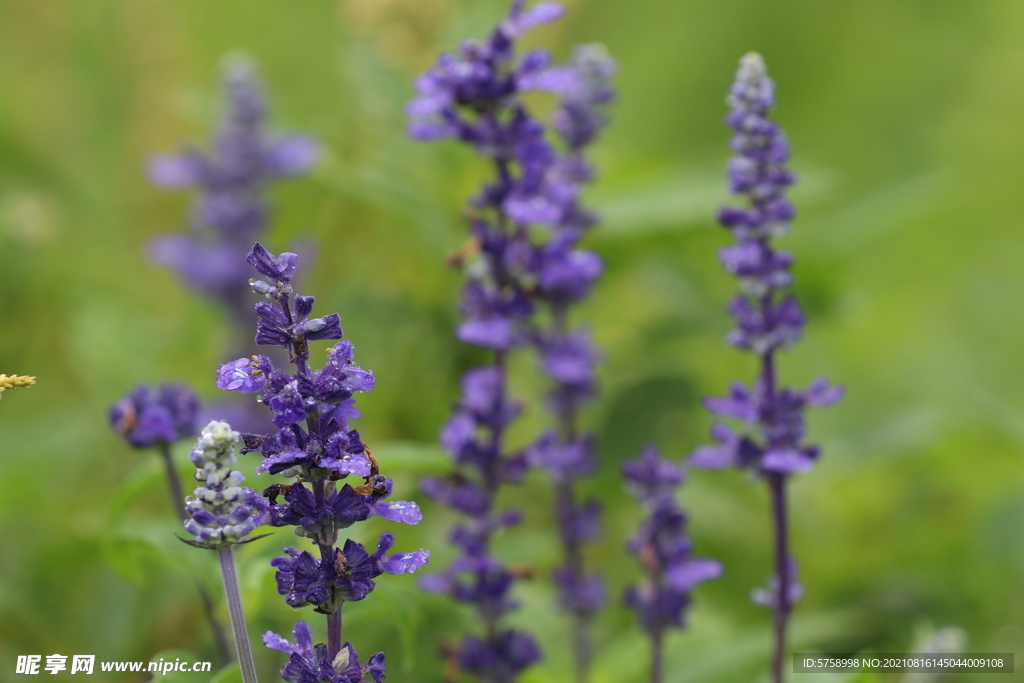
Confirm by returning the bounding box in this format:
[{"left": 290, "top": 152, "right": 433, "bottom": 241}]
[{"left": 184, "top": 420, "right": 261, "bottom": 547}]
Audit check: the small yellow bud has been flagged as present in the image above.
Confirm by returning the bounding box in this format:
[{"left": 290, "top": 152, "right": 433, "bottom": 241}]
[{"left": 0, "top": 374, "right": 36, "bottom": 400}]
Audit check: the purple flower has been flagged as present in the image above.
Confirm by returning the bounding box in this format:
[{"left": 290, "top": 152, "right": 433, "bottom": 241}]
[
  {"left": 148, "top": 62, "right": 318, "bottom": 319},
  {"left": 271, "top": 534, "right": 430, "bottom": 611},
  {"left": 409, "top": 4, "right": 615, "bottom": 680},
  {"left": 528, "top": 432, "right": 596, "bottom": 483},
  {"left": 248, "top": 243, "right": 300, "bottom": 284},
  {"left": 623, "top": 446, "right": 721, "bottom": 638},
  {"left": 183, "top": 421, "right": 264, "bottom": 548},
  {"left": 264, "top": 621, "right": 387, "bottom": 683},
  {"left": 547, "top": 45, "right": 617, "bottom": 150},
  {"left": 272, "top": 547, "right": 334, "bottom": 610},
  {"left": 216, "top": 357, "right": 267, "bottom": 394},
  {"left": 536, "top": 240, "right": 604, "bottom": 306},
  {"left": 220, "top": 242, "right": 427, "bottom": 671},
  {"left": 460, "top": 630, "right": 541, "bottom": 679},
  {"left": 109, "top": 383, "right": 200, "bottom": 448},
  {"left": 690, "top": 53, "right": 843, "bottom": 478},
  {"left": 622, "top": 445, "right": 686, "bottom": 502},
  {"left": 688, "top": 52, "right": 844, "bottom": 680}
]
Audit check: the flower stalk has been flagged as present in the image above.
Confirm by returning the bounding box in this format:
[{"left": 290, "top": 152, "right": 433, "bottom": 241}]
[{"left": 219, "top": 545, "right": 260, "bottom": 683}]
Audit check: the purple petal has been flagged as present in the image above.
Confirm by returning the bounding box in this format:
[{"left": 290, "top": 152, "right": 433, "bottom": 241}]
[
  {"left": 688, "top": 444, "right": 734, "bottom": 469},
  {"left": 216, "top": 358, "right": 266, "bottom": 394},
  {"left": 263, "top": 135, "right": 319, "bottom": 176},
  {"left": 504, "top": 1, "right": 565, "bottom": 36},
  {"left": 321, "top": 452, "right": 372, "bottom": 477},
  {"left": 293, "top": 621, "right": 313, "bottom": 652},
  {"left": 247, "top": 243, "right": 298, "bottom": 283},
  {"left": 666, "top": 557, "right": 723, "bottom": 591},
  {"left": 458, "top": 316, "right": 513, "bottom": 349},
  {"left": 504, "top": 192, "right": 563, "bottom": 226},
  {"left": 369, "top": 500, "right": 423, "bottom": 525},
  {"left": 255, "top": 448, "right": 305, "bottom": 475},
  {"left": 147, "top": 154, "right": 204, "bottom": 188},
  {"left": 704, "top": 383, "right": 756, "bottom": 421},
  {"left": 366, "top": 652, "right": 387, "bottom": 683},
  {"left": 762, "top": 447, "right": 814, "bottom": 474},
  {"left": 263, "top": 630, "right": 296, "bottom": 654},
  {"left": 805, "top": 377, "right": 844, "bottom": 407},
  {"left": 380, "top": 548, "right": 431, "bottom": 575},
  {"left": 517, "top": 65, "right": 581, "bottom": 94}
]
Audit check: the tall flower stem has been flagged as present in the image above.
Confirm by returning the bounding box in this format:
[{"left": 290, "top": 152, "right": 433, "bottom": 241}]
[
  {"left": 311, "top": 476, "right": 344, "bottom": 662},
  {"left": 560, "top": 481, "right": 590, "bottom": 683},
  {"left": 759, "top": 306, "right": 790, "bottom": 683},
  {"left": 552, "top": 306, "right": 593, "bottom": 683},
  {"left": 769, "top": 473, "right": 791, "bottom": 683},
  {"left": 650, "top": 631, "right": 664, "bottom": 683},
  {"left": 218, "top": 545, "right": 259, "bottom": 683},
  {"left": 327, "top": 607, "right": 343, "bottom": 663},
  {"left": 160, "top": 442, "right": 233, "bottom": 664},
  {"left": 159, "top": 443, "right": 187, "bottom": 521}
]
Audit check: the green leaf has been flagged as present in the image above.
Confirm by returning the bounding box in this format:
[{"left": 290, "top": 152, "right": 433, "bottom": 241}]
[
  {"left": 207, "top": 663, "right": 243, "bottom": 683},
  {"left": 145, "top": 649, "right": 211, "bottom": 683},
  {"left": 371, "top": 440, "right": 450, "bottom": 474}
]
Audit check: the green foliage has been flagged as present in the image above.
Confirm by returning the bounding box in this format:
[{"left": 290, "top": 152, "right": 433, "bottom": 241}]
[{"left": 2, "top": 0, "right": 1024, "bottom": 681}]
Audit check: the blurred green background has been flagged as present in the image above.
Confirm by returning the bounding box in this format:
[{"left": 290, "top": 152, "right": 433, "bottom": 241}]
[{"left": 2, "top": 0, "right": 1023, "bottom": 681}]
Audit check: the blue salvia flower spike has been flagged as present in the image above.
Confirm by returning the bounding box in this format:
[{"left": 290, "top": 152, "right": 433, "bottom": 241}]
[
  {"left": 219, "top": 243, "right": 429, "bottom": 682},
  {"left": 689, "top": 53, "right": 844, "bottom": 683},
  {"left": 623, "top": 446, "right": 721, "bottom": 683},
  {"left": 409, "top": 2, "right": 615, "bottom": 681},
  {"left": 148, "top": 60, "right": 319, "bottom": 336}
]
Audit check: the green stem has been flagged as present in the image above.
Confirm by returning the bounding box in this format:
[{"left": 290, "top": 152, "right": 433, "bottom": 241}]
[{"left": 218, "top": 545, "right": 259, "bottom": 683}]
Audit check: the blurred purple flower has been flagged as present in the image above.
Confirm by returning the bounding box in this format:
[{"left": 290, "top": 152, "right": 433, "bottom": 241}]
[
  {"left": 109, "top": 383, "right": 199, "bottom": 448},
  {"left": 148, "top": 61, "right": 318, "bottom": 325},
  {"left": 623, "top": 447, "right": 721, "bottom": 645},
  {"left": 688, "top": 52, "right": 843, "bottom": 683},
  {"left": 409, "top": 3, "right": 615, "bottom": 680}
]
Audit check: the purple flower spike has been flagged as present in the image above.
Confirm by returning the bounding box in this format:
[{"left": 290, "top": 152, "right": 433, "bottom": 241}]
[
  {"left": 690, "top": 53, "right": 842, "bottom": 479},
  {"left": 689, "top": 52, "right": 843, "bottom": 683},
  {"left": 215, "top": 241, "right": 426, "bottom": 671},
  {"left": 148, "top": 61, "right": 318, "bottom": 324},
  {"left": 623, "top": 446, "right": 721, "bottom": 643},
  {"left": 409, "top": 4, "right": 615, "bottom": 681}
]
